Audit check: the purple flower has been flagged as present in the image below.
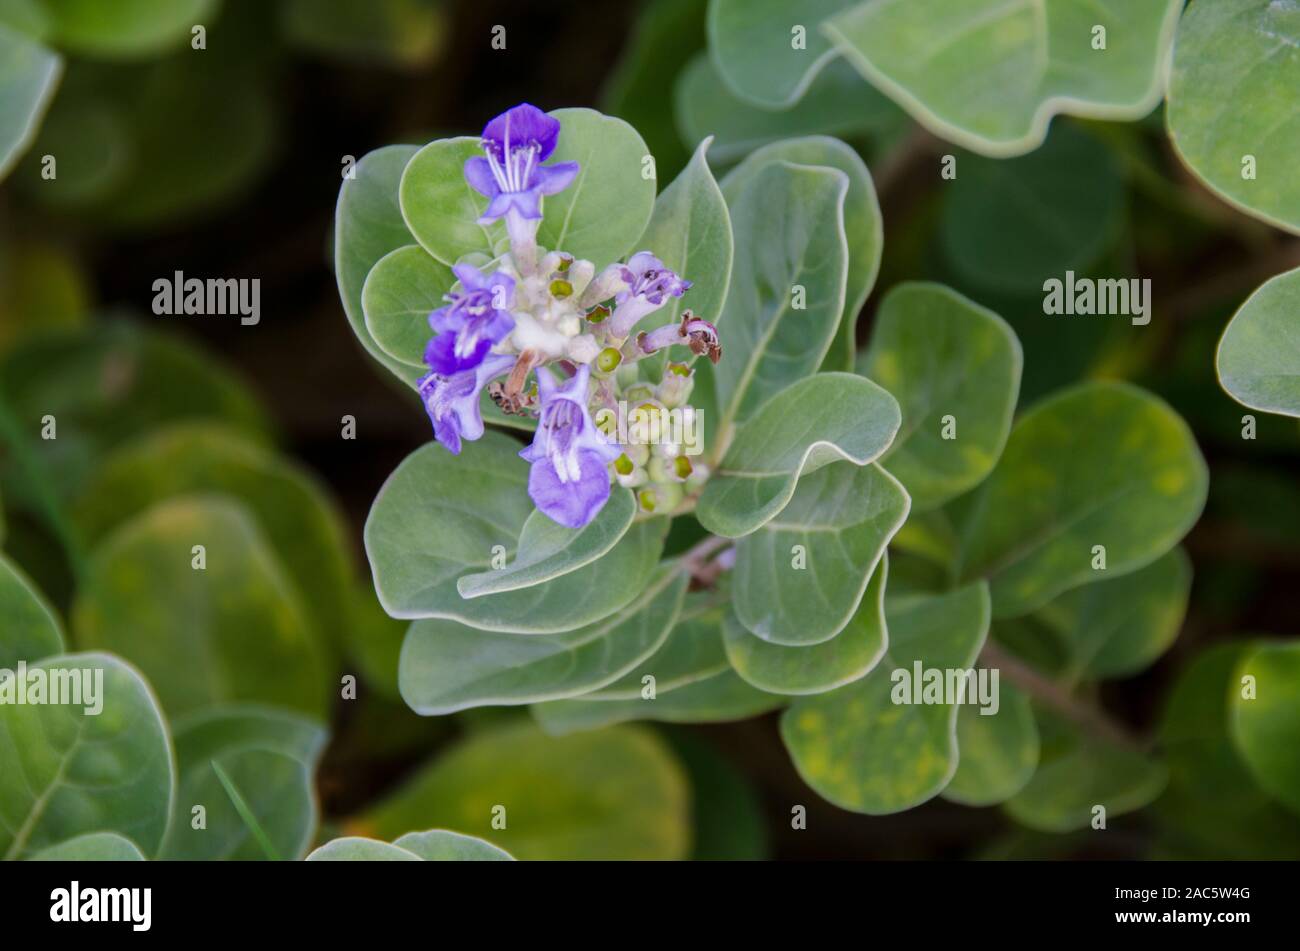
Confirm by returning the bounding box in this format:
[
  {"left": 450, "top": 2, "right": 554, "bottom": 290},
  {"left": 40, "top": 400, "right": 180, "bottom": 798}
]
[
  {"left": 463, "top": 103, "right": 580, "bottom": 225},
  {"left": 520, "top": 364, "right": 620, "bottom": 528},
  {"left": 425, "top": 263, "right": 516, "bottom": 375},
  {"left": 419, "top": 353, "right": 517, "bottom": 454},
  {"left": 608, "top": 252, "right": 691, "bottom": 337}
]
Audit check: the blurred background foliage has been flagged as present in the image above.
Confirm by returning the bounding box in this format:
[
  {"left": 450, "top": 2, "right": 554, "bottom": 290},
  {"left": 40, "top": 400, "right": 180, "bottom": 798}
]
[{"left": 1, "top": 0, "right": 1298, "bottom": 860}]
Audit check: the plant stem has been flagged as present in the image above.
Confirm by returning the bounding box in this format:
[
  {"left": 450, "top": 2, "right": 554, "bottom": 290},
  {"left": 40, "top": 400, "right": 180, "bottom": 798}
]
[
  {"left": 680, "top": 533, "right": 732, "bottom": 585},
  {"left": 979, "top": 640, "right": 1146, "bottom": 752}
]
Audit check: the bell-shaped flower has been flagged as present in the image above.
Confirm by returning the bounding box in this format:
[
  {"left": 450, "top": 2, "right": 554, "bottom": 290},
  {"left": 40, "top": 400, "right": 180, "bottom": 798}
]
[
  {"left": 425, "top": 264, "right": 516, "bottom": 375},
  {"left": 463, "top": 103, "right": 579, "bottom": 225},
  {"left": 608, "top": 252, "right": 691, "bottom": 337},
  {"left": 519, "top": 363, "right": 621, "bottom": 527},
  {"left": 418, "top": 353, "right": 517, "bottom": 455}
]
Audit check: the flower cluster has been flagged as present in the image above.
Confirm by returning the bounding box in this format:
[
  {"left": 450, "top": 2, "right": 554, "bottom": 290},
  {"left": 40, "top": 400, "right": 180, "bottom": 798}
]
[{"left": 417, "top": 104, "right": 721, "bottom": 529}]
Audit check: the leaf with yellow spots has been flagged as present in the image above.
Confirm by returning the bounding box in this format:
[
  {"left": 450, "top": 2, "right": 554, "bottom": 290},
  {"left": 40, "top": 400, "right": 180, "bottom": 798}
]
[
  {"left": 858, "top": 282, "right": 1022, "bottom": 511},
  {"left": 780, "top": 582, "right": 989, "bottom": 814},
  {"left": 71, "top": 495, "right": 329, "bottom": 718},
  {"left": 950, "top": 381, "right": 1207, "bottom": 619}
]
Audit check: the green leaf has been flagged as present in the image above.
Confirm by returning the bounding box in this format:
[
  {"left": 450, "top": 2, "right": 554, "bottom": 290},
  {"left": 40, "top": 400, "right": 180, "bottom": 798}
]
[
  {"left": 538, "top": 108, "right": 657, "bottom": 267},
  {"left": 676, "top": 54, "right": 898, "bottom": 166},
  {"left": 858, "top": 282, "right": 1022, "bottom": 510},
  {"left": 1231, "top": 640, "right": 1300, "bottom": 815},
  {"left": 361, "top": 244, "right": 453, "bottom": 369},
  {"left": 0, "top": 551, "right": 63, "bottom": 667},
  {"left": 364, "top": 432, "right": 534, "bottom": 616},
  {"left": 733, "top": 463, "right": 908, "bottom": 645},
  {"left": 1004, "top": 709, "right": 1166, "bottom": 832},
  {"left": 160, "top": 705, "right": 327, "bottom": 861},
  {"left": 825, "top": 0, "right": 1182, "bottom": 156},
  {"left": 631, "top": 135, "right": 732, "bottom": 364},
  {"left": 306, "top": 838, "right": 421, "bottom": 861},
  {"left": 456, "top": 488, "right": 635, "bottom": 598},
  {"left": 582, "top": 593, "right": 729, "bottom": 699},
  {"left": 366, "top": 433, "right": 663, "bottom": 631},
  {"left": 1034, "top": 547, "right": 1191, "bottom": 682},
  {"left": 1156, "top": 643, "right": 1300, "bottom": 859},
  {"left": 280, "top": 0, "right": 444, "bottom": 68},
  {"left": 70, "top": 422, "right": 355, "bottom": 657},
  {"left": 600, "top": 0, "right": 706, "bottom": 180},
  {"left": 335, "top": 144, "right": 425, "bottom": 385},
  {"left": 400, "top": 110, "right": 656, "bottom": 270},
  {"left": 1167, "top": 0, "right": 1300, "bottom": 234},
  {"left": 72, "top": 496, "right": 329, "bottom": 719},
  {"left": 952, "top": 381, "right": 1208, "bottom": 619},
  {"left": 0, "top": 22, "right": 60, "bottom": 182},
  {"left": 357, "top": 721, "right": 690, "bottom": 860},
  {"left": 0, "top": 651, "right": 174, "bottom": 859},
  {"left": 392, "top": 829, "right": 514, "bottom": 861},
  {"left": 1217, "top": 265, "right": 1300, "bottom": 417},
  {"left": 780, "top": 582, "right": 990, "bottom": 814},
  {"left": 41, "top": 0, "right": 216, "bottom": 57},
  {"left": 707, "top": 0, "right": 854, "bottom": 107},
  {"left": 700, "top": 160, "right": 850, "bottom": 434},
  {"left": 942, "top": 682, "right": 1038, "bottom": 807},
  {"left": 27, "top": 56, "right": 277, "bottom": 229},
  {"left": 399, "top": 136, "right": 502, "bottom": 266},
  {"left": 939, "top": 123, "right": 1125, "bottom": 295},
  {"left": 696, "top": 373, "right": 901, "bottom": 538},
  {"left": 0, "top": 322, "right": 272, "bottom": 502},
  {"left": 532, "top": 668, "right": 784, "bottom": 734},
  {"left": 719, "top": 135, "right": 882, "bottom": 374},
  {"left": 28, "top": 831, "right": 145, "bottom": 861},
  {"left": 400, "top": 566, "right": 688, "bottom": 714},
  {"left": 724, "top": 552, "right": 887, "bottom": 694}
]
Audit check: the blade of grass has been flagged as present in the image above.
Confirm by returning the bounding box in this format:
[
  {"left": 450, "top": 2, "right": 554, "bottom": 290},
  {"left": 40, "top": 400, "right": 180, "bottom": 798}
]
[{"left": 212, "top": 759, "right": 281, "bottom": 861}]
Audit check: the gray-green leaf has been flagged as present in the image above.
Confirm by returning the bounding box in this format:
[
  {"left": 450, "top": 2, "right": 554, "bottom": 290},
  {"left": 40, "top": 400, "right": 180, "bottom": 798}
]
[
  {"left": 733, "top": 463, "right": 908, "bottom": 645},
  {"left": 696, "top": 372, "right": 901, "bottom": 538},
  {"left": 72, "top": 496, "right": 329, "bottom": 718},
  {"left": 724, "top": 552, "right": 888, "bottom": 695},
  {"left": 0, "top": 652, "right": 174, "bottom": 859},
  {"left": 362, "top": 244, "right": 453, "bottom": 369},
  {"left": 719, "top": 135, "right": 882, "bottom": 374},
  {"left": 825, "top": 0, "right": 1182, "bottom": 157},
  {"left": 160, "top": 705, "right": 327, "bottom": 861},
  {"left": 1167, "top": 0, "right": 1300, "bottom": 234},
  {"left": 858, "top": 282, "right": 1022, "bottom": 510},
  {"left": 952, "top": 381, "right": 1208, "bottom": 618},
  {"left": 780, "top": 582, "right": 991, "bottom": 813},
  {"left": 1217, "top": 265, "right": 1300, "bottom": 417},
  {"left": 702, "top": 160, "right": 850, "bottom": 434},
  {"left": 399, "top": 566, "right": 688, "bottom": 714}
]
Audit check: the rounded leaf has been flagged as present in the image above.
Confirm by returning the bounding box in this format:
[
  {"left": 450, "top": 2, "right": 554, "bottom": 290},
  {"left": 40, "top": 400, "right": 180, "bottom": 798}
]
[
  {"left": 0, "top": 652, "right": 174, "bottom": 859},
  {"left": 72, "top": 496, "right": 329, "bottom": 718},
  {"left": 1217, "top": 265, "right": 1300, "bottom": 417},
  {"left": 358, "top": 721, "right": 690, "bottom": 860},
  {"left": 859, "top": 282, "right": 1022, "bottom": 510},
  {"left": 953, "top": 381, "right": 1208, "bottom": 618},
  {"left": 1167, "top": 0, "right": 1300, "bottom": 234}
]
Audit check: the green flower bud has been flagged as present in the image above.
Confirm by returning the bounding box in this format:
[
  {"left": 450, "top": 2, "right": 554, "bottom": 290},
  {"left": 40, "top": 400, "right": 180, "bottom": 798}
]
[{"left": 597, "top": 347, "right": 622, "bottom": 373}]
